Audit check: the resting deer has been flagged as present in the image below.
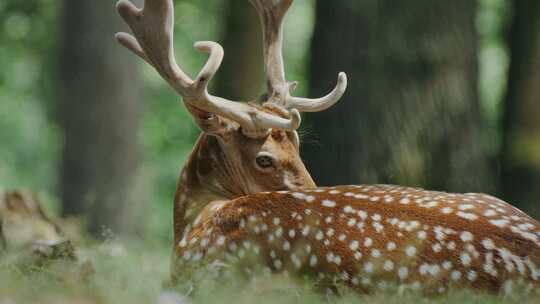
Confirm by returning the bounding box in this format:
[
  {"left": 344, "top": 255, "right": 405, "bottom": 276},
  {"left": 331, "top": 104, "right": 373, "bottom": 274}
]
[{"left": 116, "top": 0, "right": 540, "bottom": 296}]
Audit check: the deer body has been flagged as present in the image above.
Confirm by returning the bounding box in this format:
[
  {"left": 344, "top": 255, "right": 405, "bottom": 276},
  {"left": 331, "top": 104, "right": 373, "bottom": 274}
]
[
  {"left": 174, "top": 185, "right": 540, "bottom": 295},
  {"left": 116, "top": 0, "right": 540, "bottom": 296}
]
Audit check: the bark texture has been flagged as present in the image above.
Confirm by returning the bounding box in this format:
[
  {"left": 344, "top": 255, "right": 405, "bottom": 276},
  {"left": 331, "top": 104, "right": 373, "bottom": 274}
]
[
  {"left": 58, "top": 0, "right": 140, "bottom": 236},
  {"left": 500, "top": 0, "right": 540, "bottom": 217},
  {"left": 303, "top": 0, "right": 493, "bottom": 193},
  {"left": 214, "top": 0, "right": 265, "bottom": 101}
]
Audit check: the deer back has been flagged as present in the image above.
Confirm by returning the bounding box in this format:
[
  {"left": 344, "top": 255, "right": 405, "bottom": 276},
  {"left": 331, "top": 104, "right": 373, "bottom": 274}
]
[{"left": 175, "top": 185, "right": 540, "bottom": 295}]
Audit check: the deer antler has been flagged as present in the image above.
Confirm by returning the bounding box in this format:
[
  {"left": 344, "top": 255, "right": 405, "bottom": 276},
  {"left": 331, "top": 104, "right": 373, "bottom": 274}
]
[
  {"left": 115, "top": 0, "right": 300, "bottom": 138},
  {"left": 249, "top": 0, "right": 348, "bottom": 112}
]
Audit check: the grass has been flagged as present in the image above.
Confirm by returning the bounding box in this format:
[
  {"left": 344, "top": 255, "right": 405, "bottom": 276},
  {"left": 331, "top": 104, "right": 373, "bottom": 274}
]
[{"left": 1, "top": 238, "right": 540, "bottom": 304}]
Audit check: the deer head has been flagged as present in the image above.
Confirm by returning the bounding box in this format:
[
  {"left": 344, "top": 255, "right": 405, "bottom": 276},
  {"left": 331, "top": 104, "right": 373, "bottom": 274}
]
[{"left": 115, "top": 0, "right": 347, "bottom": 239}]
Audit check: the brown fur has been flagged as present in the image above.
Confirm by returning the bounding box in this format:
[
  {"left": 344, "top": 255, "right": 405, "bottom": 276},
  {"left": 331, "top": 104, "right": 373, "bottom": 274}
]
[{"left": 174, "top": 185, "right": 540, "bottom": 295}]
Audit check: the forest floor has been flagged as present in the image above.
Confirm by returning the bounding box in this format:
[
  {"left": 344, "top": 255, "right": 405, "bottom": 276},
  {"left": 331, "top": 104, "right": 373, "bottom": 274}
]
[{"left": 2, "top": 239, "right": 540, "bottom": 304}]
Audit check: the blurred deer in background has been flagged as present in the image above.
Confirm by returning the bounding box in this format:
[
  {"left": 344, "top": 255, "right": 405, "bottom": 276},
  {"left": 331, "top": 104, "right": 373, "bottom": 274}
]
[
  {"left": 116, "top": 0, "right": 540, "bottom": 296},
  {"left": 0, "top": 190, "right": 77, "bottom": 264}
]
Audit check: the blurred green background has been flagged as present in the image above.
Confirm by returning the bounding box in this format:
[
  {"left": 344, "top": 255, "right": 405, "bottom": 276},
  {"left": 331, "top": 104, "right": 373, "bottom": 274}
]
[{"left": 1, "top": 0, "right": 539, "bottom": 247}]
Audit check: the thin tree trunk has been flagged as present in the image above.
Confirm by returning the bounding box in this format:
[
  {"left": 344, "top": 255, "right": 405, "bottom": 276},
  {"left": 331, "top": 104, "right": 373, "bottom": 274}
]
[
  {"left": 303, "top": 0, "right": 493, "bottom": 193},
  {"left": 58, "top": 1, "right": 140, "bottom": 236},
  {"left": 500, "top": 0, "right": 540, "bottom": 217}
]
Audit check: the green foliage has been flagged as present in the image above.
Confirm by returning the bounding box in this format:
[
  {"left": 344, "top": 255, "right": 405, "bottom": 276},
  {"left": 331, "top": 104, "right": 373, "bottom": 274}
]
[
  {"left": 0, "top": 0, "right": 316, "bottom": 243},
  {"left": 1, "top": 239, "right": 539, "bottom": 303},
  {"left": 0, "top": 0, "right": 60, "bottom": 207}
]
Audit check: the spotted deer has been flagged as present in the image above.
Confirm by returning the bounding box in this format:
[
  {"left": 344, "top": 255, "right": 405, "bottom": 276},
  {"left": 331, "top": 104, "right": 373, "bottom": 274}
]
[{"left": 116, "top": 0, "right": 540, "bottom": 296}]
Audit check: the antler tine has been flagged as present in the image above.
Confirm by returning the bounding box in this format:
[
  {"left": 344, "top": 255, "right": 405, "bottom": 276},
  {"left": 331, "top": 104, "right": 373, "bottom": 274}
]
[
  {"left": 115, "top": 0, "right": 300, "bottom": 137},
  {"left": 287, "top": 72, "right": 348, "bottom": 112},
  {"left": 116, "top": 0, "right": 192, "bottom": 91},
  {"left": 250, "top": 0, "right": 348, "bottom": 112}
]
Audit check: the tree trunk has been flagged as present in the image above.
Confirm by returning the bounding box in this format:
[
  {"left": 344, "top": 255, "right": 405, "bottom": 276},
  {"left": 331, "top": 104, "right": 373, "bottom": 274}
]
[
  {"left": 58, "top": 0, "right": 140, "bottom": 236},
  {"left": 500, "top": 0, "right": 540, "bottom": 217},
  {"left": 214, "top": 0, "right": 265, "bottom": 100},
  {"left": 303, "top": 0, "right": 493, "bottom": 193}
]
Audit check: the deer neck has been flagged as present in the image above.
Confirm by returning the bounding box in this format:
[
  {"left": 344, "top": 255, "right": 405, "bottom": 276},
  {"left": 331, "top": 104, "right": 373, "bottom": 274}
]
[{"left": 173, "top": 134, "right": 250, "bottom": 243}]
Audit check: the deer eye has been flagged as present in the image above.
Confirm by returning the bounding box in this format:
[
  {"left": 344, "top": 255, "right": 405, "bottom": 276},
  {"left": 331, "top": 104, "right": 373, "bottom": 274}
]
[{"left": 255, "top": 154, "right": 275, "bottom": 170}]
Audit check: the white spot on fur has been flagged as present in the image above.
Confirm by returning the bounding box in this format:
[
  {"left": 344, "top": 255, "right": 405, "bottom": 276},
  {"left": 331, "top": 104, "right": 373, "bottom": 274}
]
[
  {"left": 322, "top": 199, "right": 336, "bottom": 208},
  {"left": 384, "top": 260, "right": 394, "bottom": 271},
  {"left": 310, "top": 254, "right": 317, "bottom": 266},
  {"left": 400, "top": 197, "right": 410, "bottom": 205},
  {"left": 457, "top": 212, "right": 478, "bottom": 221},
  {"left": 364, "top": 238, "right": 373, "bottom": 247},
  {"left": 482, "top": 238, "right": 495, "bottom": 250},
  {"left": 398, "top": 267, "right": 408, "bottom": 280},
  {"left": 490, "top": 219, "right": 509, "bottom": 228},
  {"left": 291, "top": 192, "right": 306, "bottom": 200},
  {"left": 364, "top": 262, "right": 374, "bottom": 273},
  {"left": 441, "top": 207, "right": 453, "bottom": 214},
  {"left": 460, "top": 231, "right": 474, "bottom": 242},
  {"left": 450, "top": 270, "right": 461, "bottom": 282},
  {"left": 405, "top": 246, "right": 417, "bottom": 257},
  {"left": 460, "top": 252, "right": 472, "bottom": 266}
]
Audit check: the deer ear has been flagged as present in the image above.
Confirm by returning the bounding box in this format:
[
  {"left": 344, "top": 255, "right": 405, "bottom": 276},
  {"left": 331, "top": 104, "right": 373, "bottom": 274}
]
[{"left": 185, "top": 103, "right": 236, "bottom": 137}]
